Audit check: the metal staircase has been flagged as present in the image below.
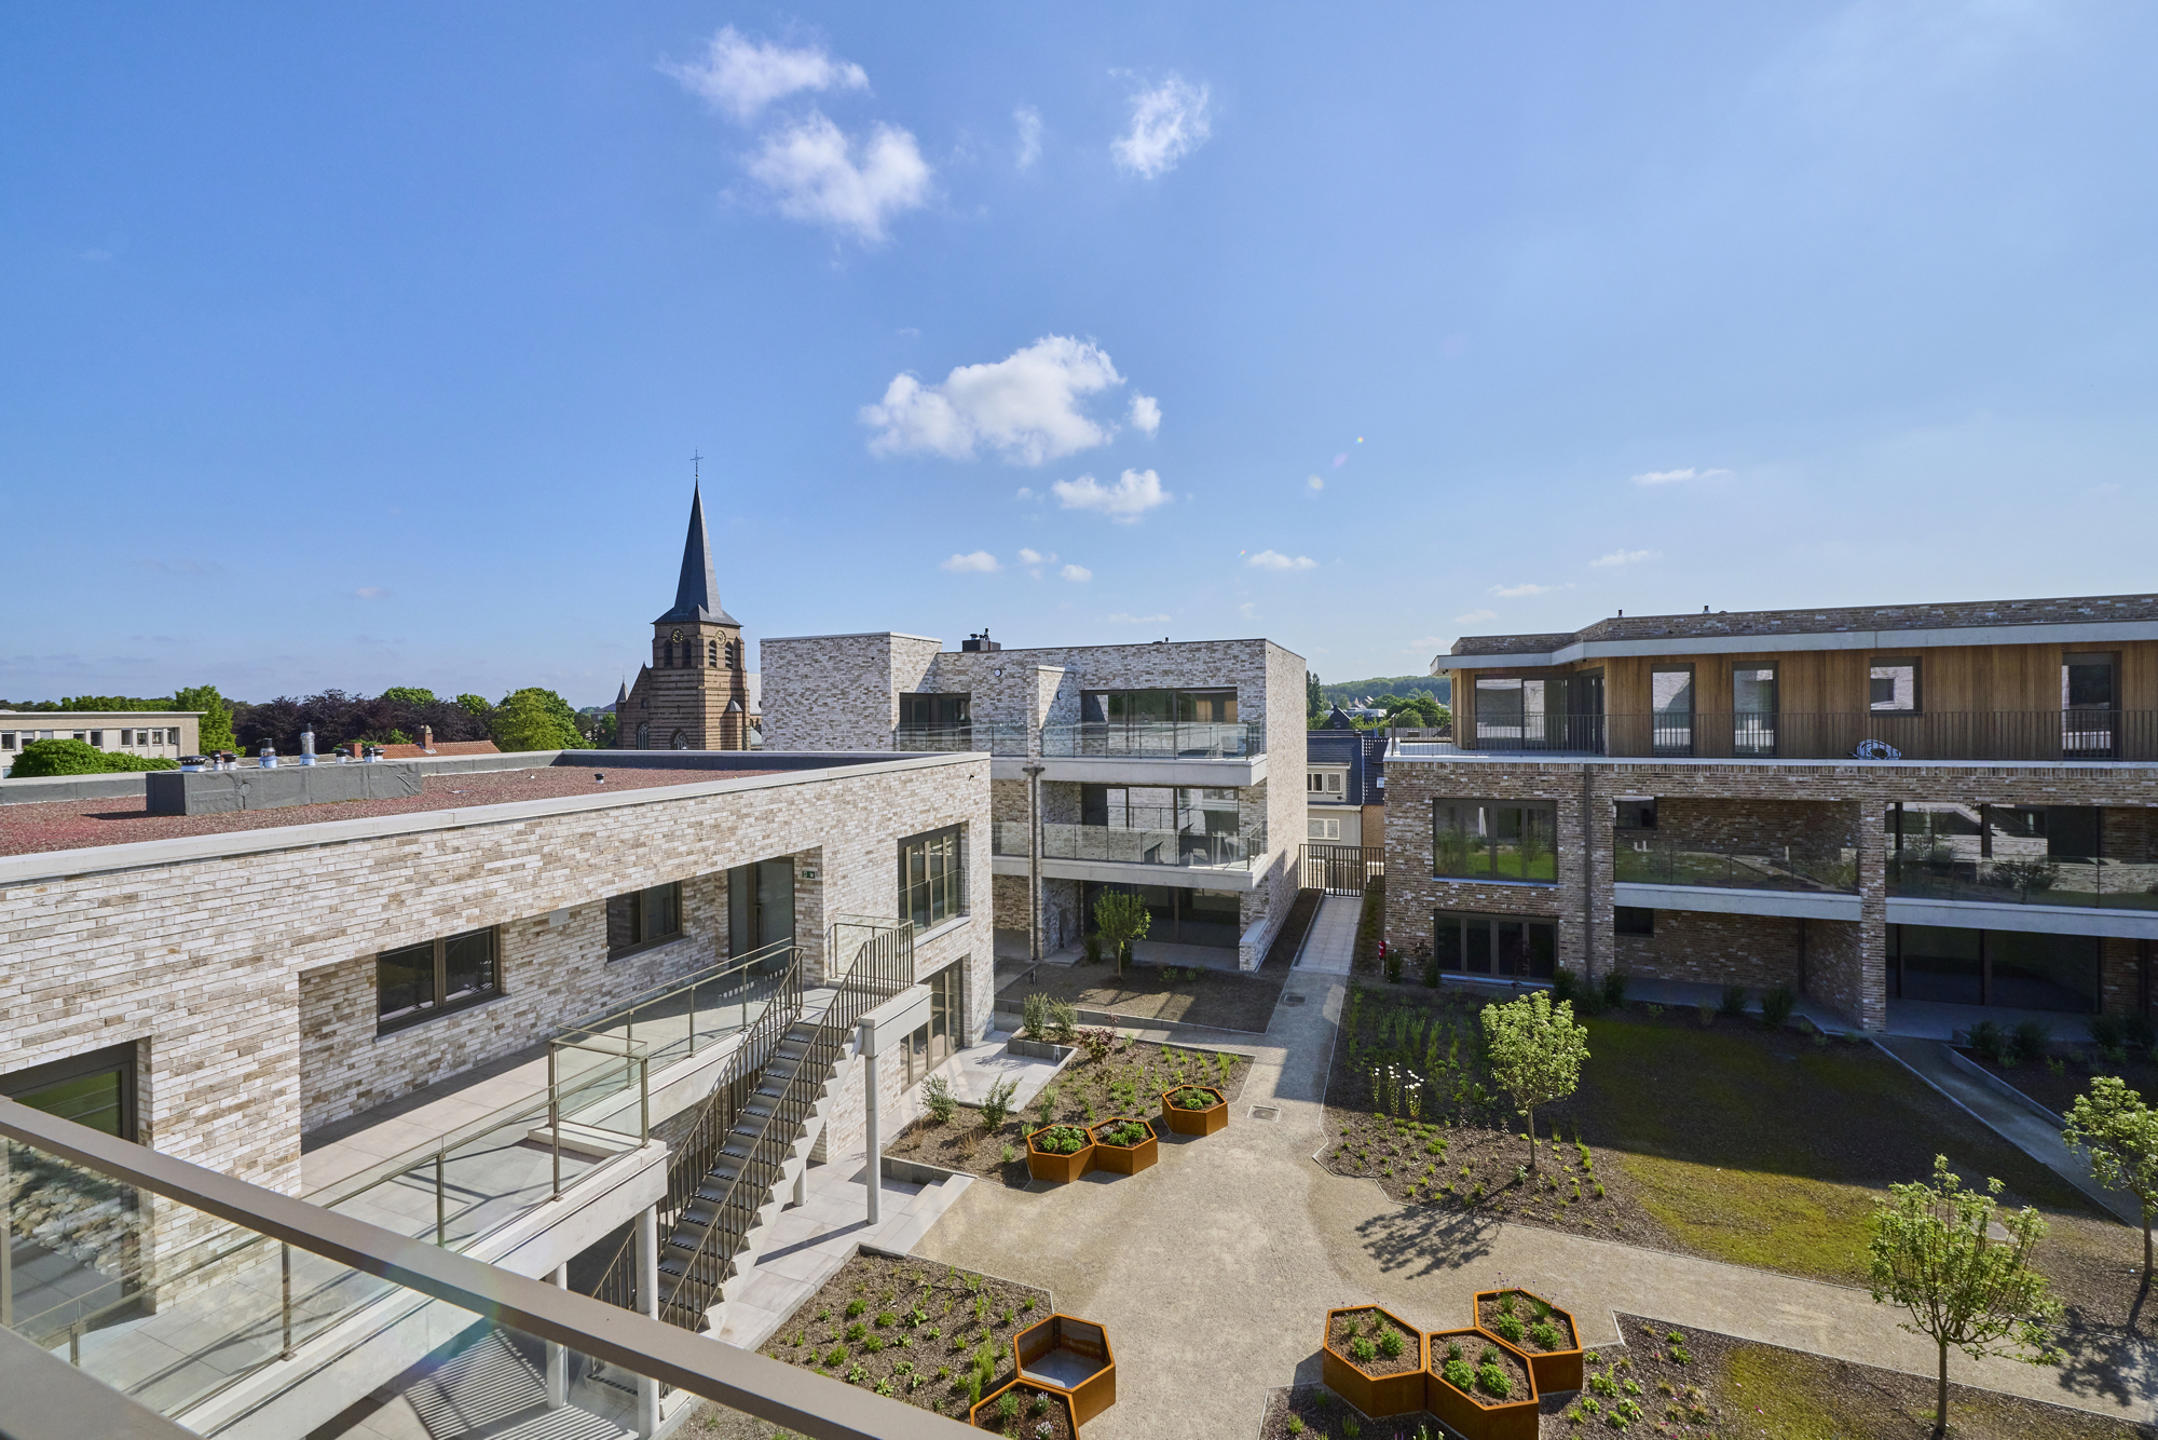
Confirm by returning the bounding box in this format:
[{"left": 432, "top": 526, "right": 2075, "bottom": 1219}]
[{"left": 593, "top": 918, "right": 913, "bottom": 1332}]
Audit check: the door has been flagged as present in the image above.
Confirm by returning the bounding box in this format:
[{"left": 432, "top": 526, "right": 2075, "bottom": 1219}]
[
  {"left": 728, "top": 858, "right": 796, "bottom": 961},
  {"left": 2062, "top": 654, "right": 2118, "bottom": 759},
  {"left": 2, "top": 1044, "right": 141, "bottom": 1337}
]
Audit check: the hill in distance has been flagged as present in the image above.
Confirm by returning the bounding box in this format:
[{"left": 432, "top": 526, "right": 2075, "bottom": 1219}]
[{"left": 1318, "top": 674, "right": 1451, "bottom": 707}]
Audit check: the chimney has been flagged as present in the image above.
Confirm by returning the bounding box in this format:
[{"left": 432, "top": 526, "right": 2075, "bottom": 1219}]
[
  {"left": 421, "top": 724, "right": 435, "bottom": 753},
  {"left": 961, "top": 629, "right": 1001, "bottom": 653}
]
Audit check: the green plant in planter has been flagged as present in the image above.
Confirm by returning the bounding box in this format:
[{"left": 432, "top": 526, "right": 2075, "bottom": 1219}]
[
  {"left": 922, "top": 1074, "right": 957, "bottom": 1125},
  {"left": 1032, "top": 1124, "right": 1089, "bottom": 1155},
  {"left": 1099, "top": 1119, "right": 1151, "bottom": 1147},
  {"left": 1349, "top": 1336, "right": 1377, "bottom": 1363},
  {"left": 1492, "top": 1312, "right": 1525, "bottom": 1343},
  {"left": 1171, "top": 1086, "right": 1218, "bottom": 1111},
  {"left": 1475, "top": 1361, "right": 1512, "bottom": 1399},
  {"left": 997, "top": 1389, "right": 1022, "bottom": 1421},
  {"left": 1530, "top": 1320, "right": 1563, "bottom": 1350},
  {"left": 1378, "top": 1327, "right": 1406, "bottom": 1359},
  {"left": 1497, "top": 1292, "right": 1516, "bottom": 1316},
  {"left": 1442, "top": 1358, "right": 1474, "bottom": 1392}
]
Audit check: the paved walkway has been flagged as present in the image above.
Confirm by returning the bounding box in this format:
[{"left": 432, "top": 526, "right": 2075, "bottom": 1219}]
[
  {"left": 1877, "top": 1034, "right": 2141, "bottom": 1224},
  {"left": 909, "top": 966, "right": 2158, "bottom": 1438},
  {"left": 1293, "top": 895, "right": 1358, "bottom": 975}
]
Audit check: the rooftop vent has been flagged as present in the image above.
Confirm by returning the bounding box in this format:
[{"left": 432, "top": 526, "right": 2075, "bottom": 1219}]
[{"left": 961, "top": 629, "right": 1001, "bottom": 652}]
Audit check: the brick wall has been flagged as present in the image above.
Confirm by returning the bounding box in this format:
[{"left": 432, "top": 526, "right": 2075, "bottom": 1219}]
[
  {"left": 1612, "top": 910, "right": 1804, "bottom": 990},
  {"left": 1654, "top": 797, "right": 1855, "bottom": 851}
]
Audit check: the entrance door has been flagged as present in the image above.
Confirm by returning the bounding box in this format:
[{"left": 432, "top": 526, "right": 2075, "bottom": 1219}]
[{"left": 728, "top": 859, "right": 796, "bottom": 960}]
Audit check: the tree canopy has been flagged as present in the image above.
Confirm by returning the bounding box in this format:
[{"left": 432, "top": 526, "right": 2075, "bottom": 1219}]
[
  {"left": 1479, "top": 990, "right": 1589, "bottom": 1170},
  {"left": 233, "top": 689, "right": 490, "bottom": 754},
  {"left": 171, "top": 684, "right": 237, "bottom": 752},
  {"left": 1091, "top": 889, "right": 1152, "bottom": 977},
  {"left": 7, "top": 738, "right": 179, "bottom": 777},
  {"left": 489, "top": 687, "right": 585, "bottom": 751},
  {"left": 2064, "top": 1075, "right": 2158, "bottom": 1287}
]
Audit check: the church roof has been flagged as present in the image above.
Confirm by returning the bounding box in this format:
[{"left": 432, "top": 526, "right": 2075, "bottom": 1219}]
[{"left": 654, "top": 484, "right": 738, "bottom": 627}]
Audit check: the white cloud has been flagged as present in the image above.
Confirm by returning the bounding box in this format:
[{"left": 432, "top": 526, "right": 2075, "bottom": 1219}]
[
  {"left": 1590, "top": 548, "right": 1661, "bottom": 568},
  {"left": 1248, "top": 550, "right": 1317, "bottom": 571},
  {"left": 662, "top": 27, "right": 868, "bottom": 124},
  {"left": 1051, "top": 468, "right": 1171, "bottom": 522},
  {"left": 1454, "top": 608, "right": 1498, "bottom": 624},
  {"left": 1112, "top": 73, "right": 1212, "bottom": 179},
  {"left": 1107, "top": 612, "right": 1170, "bottom": 625},
  {"left": 1490, "top": 582, "right": 1558, "bottom": 598},
  {"left": 863, "top": 336, "right": 1133, "bottom": 464},
  {"left": 939, "top": 551, "right": 1000, "bottom": 573},
  {"left": 1631, "top": 466, "right": 1733, "bottom": 486},
  {"left": 1128, "top": 393, "right": 1161, "bottom": 436},
  {"left": 1014, "top": 106, "right": 1043, "bottom": 169},
  {"left": 1239, "top": 602, "right": 1260, "bottom": 620},
  {"left": 355, "top": 586, "right": 389, "bottom": 600},
  {"left": 745, "top": 112, "right": 931, "bottom": 243},
  {"left": 1014, "top": 486, "right": 1037, "bottom": 500},
  {"left": 1307, "top": 475, "right": 1325, "bottom": 492},
  {"left": 1060, "top": 564, "right": 1092, "bottom": 583}
]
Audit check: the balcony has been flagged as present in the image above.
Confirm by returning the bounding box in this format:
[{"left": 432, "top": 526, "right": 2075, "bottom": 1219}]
[
  {"left": 1888, "top": 855, "right": 2158, "bottom": 912},
  {"left": 1446, "top": 709, "right": 2158, "bottom": 763},
  {"left": 1039, "top": 720, "right": 1261, "bottom": 759},
  {"left": 891, "top": 720, "right": 1028, "bottom": 756},
  {"left": 1611, "top": 834, "right": 1860, "bottom": 921},
  {"left": 991, "top": 818, "right": 1265, "bottom": 891}
]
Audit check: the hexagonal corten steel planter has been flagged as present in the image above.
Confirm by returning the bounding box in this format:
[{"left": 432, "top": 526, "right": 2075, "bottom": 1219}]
[
  {"left": 1319, "top": 1305, "right": 1427, "bottom": 1418},
  {"left": 969, "top": 1378, "right": 1079, "bottom": 1438},
  {"left": 1159, "top": 1084, "right": 1227, "bottom": 1137},
  {"left": 1422, "top": 1326, "right": 1540, "bottom": 1440},
  {"left": 1087, "top": 1117, "right": 1158, "bottom": 1175},
  {"left": 1012, "top": 1313, "right": 1116, "bottom": 1424},
  {"left": 1025, "top": 1124, "right": 1095, "bottom": 1184},
  {"left": 1472, "top": 1287, "right": 1583, "bottom": 1394}
]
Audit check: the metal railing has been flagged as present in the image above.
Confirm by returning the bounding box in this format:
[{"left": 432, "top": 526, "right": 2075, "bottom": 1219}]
[
  {"left": 1612, "top": 834, "right": 1859, "bottom": 892},
  {"left": 648, "top": 919, "right": 913, "bottom": 1329},
  {"left": 1302, "top": 843, "right": 1385, "bottom": 895},
  {"left": 992, "top": 818, "right": 1263, "bottom": 869},
  {"left": 1453, "top": 709, "right": 2158, "bottom": 761},
  {"left": 553, "top": 937, "right": 795, "bottom": 1076},
  {"left": 0, "top": 1097, "right": 979, "bottom": 1438},
  {"left": 1039, "top": 720, "right": 1261, "bottom": 759},
  {"left": 1888, "top": 854, "right": 2158, "bottom": 910},
  {"left": 890, "top": 720, "right": 1029, "bottom": 756}
]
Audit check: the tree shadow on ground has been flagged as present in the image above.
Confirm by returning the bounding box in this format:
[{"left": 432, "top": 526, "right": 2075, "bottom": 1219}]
[
  {"left": 2050, "top": 1315, "right": 2158, "bottom": 1408},
  {"left": 1356, "top": 1198, "right": 1499, "bottom": 1280}
]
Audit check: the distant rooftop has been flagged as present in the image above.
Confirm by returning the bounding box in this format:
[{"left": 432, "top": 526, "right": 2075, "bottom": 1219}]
[{"left": 1445, "top": 592, "right": 2158, "bottom": 666}]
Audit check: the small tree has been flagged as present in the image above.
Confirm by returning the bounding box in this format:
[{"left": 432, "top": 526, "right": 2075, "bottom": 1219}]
[
  {"left": 489, "top": 687, "right": 584, "bottom": 751},
  {"left": 172, "top": 684, "right": 236, "bottom": 753},
  {"left": 2064, "top": 1075, "right": 2158, "bottom": 1289},
  {"left": 1092, "top": 889, "right": 1151, "bottom": 978},
  {"left": 1867, "top": 1155, "right": 2064, "bottom": 1438},
  {"left": 1479, "top": 991, "right": 1588, "bottom": 1171}
]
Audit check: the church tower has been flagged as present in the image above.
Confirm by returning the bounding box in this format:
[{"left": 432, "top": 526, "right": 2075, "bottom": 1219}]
[{"left": 618, "top": 485, "right": 751, "bottom": 750}]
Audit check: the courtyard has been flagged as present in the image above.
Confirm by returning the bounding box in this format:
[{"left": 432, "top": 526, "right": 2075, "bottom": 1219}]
[{"left": 713, "top": 896, "right": 2158, "bottom": 1439}]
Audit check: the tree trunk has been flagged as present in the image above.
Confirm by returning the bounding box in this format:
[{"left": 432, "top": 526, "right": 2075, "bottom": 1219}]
[
  {"left": 2144, "top": 1206, "right": 2153, "bottom": 1290},
  {"left": 1525, "top": 1106, "right": 1537, "bottom": 1173},
  {"left": 1933, "top": 1339, "right": 1949, "bottom": 1438}
]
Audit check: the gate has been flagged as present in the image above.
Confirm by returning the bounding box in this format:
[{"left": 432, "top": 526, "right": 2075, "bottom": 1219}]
[{"left": 1301, "top": 843, "right": 1385, "bottom": 896}]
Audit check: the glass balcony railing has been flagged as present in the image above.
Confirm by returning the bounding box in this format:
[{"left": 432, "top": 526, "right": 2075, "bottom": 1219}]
[
  {"left": 890, "top": 720, "right": 1029, "bottom": 756},
  {"left": 992, "top": 818, "right": 1263, "bottom": 869},
  {"left": 1612, "top": 834, "right": 1859, "bottom": 892},
  {"left": 1888, "top": 854, "right": 2158, "bottom": 910},
  {"left": 1039, "top": 720, "right": 1261, "bottom": 759},
  {"left": 1454, "top": 709, "right": 2158, "bottom": 762}
]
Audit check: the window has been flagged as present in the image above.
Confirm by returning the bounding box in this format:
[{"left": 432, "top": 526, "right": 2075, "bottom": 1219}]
[
  {"left": 901, "top": 963, "right": 966, "bottom": 1086},
  {"left": 0, "top": 732, "right": 14, "bottom": 751},
  {"left": 1615, "top": 906, "right": 1655, "bottom": 937},
  {"left": 1431, "top": 911, "right": 1557, "bottom": 979},
  {"left": 89, "top": 730, "right": 105, "bottom": 747},
  {"left": 1614, "top": 799, "right": 1657, "bottom": 830},
  {"left": 1651, "top": 667, "right": 1694, "bottom": 754},
  {"left": 901, "top": 826, "right": 965, "bottom": 932},
  {"left": 1473, "top": 677, "right": 1544, "bottom": 744},
  {"left": 1432, "top": 799, "right": 1558, "bottom": 883},
  {"left": 1307, "top": 770, "right": 1344, "bottom": 795},
  {"left": 377, "top": 927, "right": 501, "bottom": 1032},
  {"left": 1731, "top": 664, "right": 1778, "bottom": 756},
  {"left": 1870, "top": 657, "right": 1921, "bottom": 714},
  {"left": 607, "top": 882, "right": 683, "bottom": 958},
  {"left": 899, "top": 693, "right": 970, "bottom": 733},
  {"left": 1309, "top": 816, "right": 1343, "bottom": 841},
  {"left": 1080, "top": 688, "right": 1238, "bottom": 724}
]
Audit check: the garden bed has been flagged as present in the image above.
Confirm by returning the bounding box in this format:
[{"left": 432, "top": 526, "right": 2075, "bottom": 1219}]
[
  {"left": 1475, "top": 1288, "right": 1581, "bottom": 1393},
  {"left": 1319, "top": 987, "right": 2150, "bottom": 1345},
  {"left": 1957, "top": 1040, "right": 2158, "bottom": 1115},
  {"left": 673, "top": 1250, "right": 1050, "bottom": 1431},
  {"left": 1321, "top": 1305, "right": 1424, "bottom": 1417},
  {"left": 998, "top": 957, "right": 1286, "bottom": 1033},
  {"left": 888, "top": 1036, "right": 1251, "bottom": 1183},
  {"left": 970, "top": 1380, "right": 1078, "bottom": 1440}
]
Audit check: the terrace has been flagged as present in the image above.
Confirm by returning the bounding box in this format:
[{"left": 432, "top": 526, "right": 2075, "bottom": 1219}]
[{"left": 1399, "top": 708, "right": 2158, "bottom": 763}]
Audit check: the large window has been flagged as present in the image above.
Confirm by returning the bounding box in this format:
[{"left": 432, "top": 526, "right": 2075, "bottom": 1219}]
[
  {"left": 1080, "top": 688, "right": 1237, "bottom": 724},
  {"left": 607, "top": 882, "right": 683, "bottom": 959},
  {"left": 901, "top": 826, "right": 965, "bottom": 933},
  {"left": 377, "top": 927, "right": 501, "bottom": 1032},
  {"left": 1870, "top": 657, "right": 1921, "bottom": 714},
  {"left": 899, "top": 693, "right": 970, "bottom": 732},
  {"left": 1432, "top": 799, "right": 1557, "bottom": 883},
  {"left": 1890, "top": 925, "right": 2099, "bottom": 1013},
  {"left": 901, "top": 962, "right": 965, "bottom": 1087},
  {"left": 1432, "top": 911, "right": 1556, "bottom": 979},
  {"left": 1731, "top": 664, "right": 1778, "bottom": 756}
]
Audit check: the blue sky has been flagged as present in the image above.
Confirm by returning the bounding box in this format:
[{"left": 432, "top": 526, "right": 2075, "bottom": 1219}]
[{"left": 4, "top": 3, "right": 2154, "bottom": 707}]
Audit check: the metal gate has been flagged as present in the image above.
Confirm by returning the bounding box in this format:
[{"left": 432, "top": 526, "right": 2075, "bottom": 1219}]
[{"left": 1301, "top": 843, "right": 1385, "bottom": 896}]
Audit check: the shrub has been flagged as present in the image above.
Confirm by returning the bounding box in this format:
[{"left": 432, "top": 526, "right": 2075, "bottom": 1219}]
[
  {"left": 844, "top": 1298, "right": 866, "bottom": 1318},
  {"left": 1530, "top": 1320, "right": 1562, "bottom": 1350},
  {"left": 1600, "top": 969, "right": 1628, "bottom": 1010},
  {"left": 1021, "top": 992, "right": 1050, "bottom": 1038},
  {"left": 1551, "top": 969, "right": 1577, "bottom": 1006},
  {"left": 1760, "top": 986, "right": 1796, "bottom": 1029},
  {"left": 1031, "top": 1124, "right": 1089, "bottom": 1155},
  {"left": 1349, "top": 1336, "right": 1377, "bottom": 1362},
  {"left": 1719, "top": 984, "right": 1749, "bottom": 1018},
  {"left": 1383, "top": 942, "right": 1404, "bottom": 984},
  {"left": 1047, "top": 998, "right": 1078, "bottom": 1044},
  {"left": 1287, "top": 1417, "right": 1306, "bottom": 1436},
  {"left": 1378, "top": 1327, "right": 1405, "bottom": 1359},
  {"left": 1078, "top": 1027, "right": 1116, "bottom": 1064},
  {"left": 2009, "top": 1020, "right": 2051, "bottom": 1066},
  {"left": 1170, "top": 1086, "right": 1218, "bottom": 1112},
  {"left": 2090, "top": 1013, "right": 2127, "bottom": 1051},
  {"left": 1442, "top": 1358, "right": 1475, "bottom": 1393},
  {"left": 1492, "top": 1312, "right": 1524, "bottom": 1343},
  {"left": 1083, "top": 931, "right": 1103, "bottom": 964},
  {"left": 1967, "top": 1019, "right": 2007, "bottom": 1063},
  {"left": 921, "top": 1074, "right": 957, "bottom": 1125},
  {"left": 1000, "top": 1144, "right": 1019, "bottom": 1166},
  {"left": 1694, "top": 1002, "right": 1716, "bottom": 1027},
  {"left": 6, "top": 738, "right": 178, "bottom": 777},
  {"left": 1475, "top": 1362, "right": 1512, "bottom": 1399},
  {"left": 997, "top": 1389, "right": 1022, "bottom": 1420},
  {"left": 1097, "top": 1119, "right": 1151, "bottom": 1147},
  {"left": 979, "top": 1077, "right": 1020, "bottom": 1129}
]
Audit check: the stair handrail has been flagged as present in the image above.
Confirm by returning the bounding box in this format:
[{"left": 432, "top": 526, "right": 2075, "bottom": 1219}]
[
  {"left": 652, "top": 918, "right": 914, "bottom": 1327},
  {"left": 589, "top": 944, "right": 803, "bottom": 1314}
]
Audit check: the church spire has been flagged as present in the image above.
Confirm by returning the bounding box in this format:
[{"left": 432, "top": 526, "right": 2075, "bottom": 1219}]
[{"left": 654, "top": 481, "right": 737, "bottom": 626}]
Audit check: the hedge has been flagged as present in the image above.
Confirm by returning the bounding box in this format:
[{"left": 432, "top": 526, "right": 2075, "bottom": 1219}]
[{"left": 5, "top": 738, "right": 180, "bottom": 778}]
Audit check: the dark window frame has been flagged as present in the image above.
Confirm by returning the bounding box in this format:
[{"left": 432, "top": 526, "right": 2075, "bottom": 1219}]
[
  {"left": 1869, "top": 656, "right": 1923, "bottom": 715},
  {"left": 607, "top": 881, "right": 685, "bottom": 960},
  {"left": 376, "top": 926, "right": 502, "bottom": 1034},
  {"left": 0, "top": 1042, "right": 140, "bottom": 1141},
  {"left": 900, "top": 824, "right": 966, "bottom": 933},
  {"left": 1430, "top": 909, "right": 1558, "bottom": 980},
  {"left": 1615, "top": 906, "right": 1655, "bottom": 937},
  {"left": 1649, "top": 665, "right": 1695, "bottom": 755},
  {"left": 1432, "top": 798, "right": 1559, "bottom": 884}
]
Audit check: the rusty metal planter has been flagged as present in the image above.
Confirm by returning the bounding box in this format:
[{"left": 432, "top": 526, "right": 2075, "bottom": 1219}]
[
  {"left": 1472, "top": 1287, "right": 1583, "bottom": 1394},
  {"left": 1086, "top": 1118, "right": 1158, "bottom": 1175},
  {"left": 970, "top": 1378, "right": 1079, "bottom": 1436},
  {"left": 1422, "top": 1326, "right": 1540, "bottom": 1440},
  {"left": 1159, "top": 1084, "right": 1227, "bottom": 1137},
  {"left": 1320, "top": 1306, "right": 1426, "bottom": 1419},
  {"left": 1012, "top": 1313, "right": 1116, "bottom": 1425},
  {"left": 1025, "top": 1124, "right": 1095, "bottom": 1184}
]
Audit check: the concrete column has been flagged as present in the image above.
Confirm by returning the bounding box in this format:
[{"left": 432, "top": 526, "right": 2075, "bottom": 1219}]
[
  {"left": 1855, "top": 799, "right": 1889, "bottom": 1030},
  {"left": 545, "top": 1264, "right": 568, "bottom": 1408},
  {"left": 636, "top": 1205, "right": 660, "bottom": 1438},
  {"left": 863, "top": 1048, "right": 882, "bottom": 1227},
  {"left": 791, "top": 1161, "right": 807, "bottom": 1207}
]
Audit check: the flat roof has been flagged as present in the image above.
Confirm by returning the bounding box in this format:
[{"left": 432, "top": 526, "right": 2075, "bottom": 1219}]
[{"left": 0, "top": 710, "right": 204, "bottom": 721}]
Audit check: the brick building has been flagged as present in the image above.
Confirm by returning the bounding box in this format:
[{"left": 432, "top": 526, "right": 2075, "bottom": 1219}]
[
  {"left": 615, "top": 485, "right": 753, "bottom": 751},
  {"left": 1384, "top": 593, "right": 2158, "bottom": 1031}
]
